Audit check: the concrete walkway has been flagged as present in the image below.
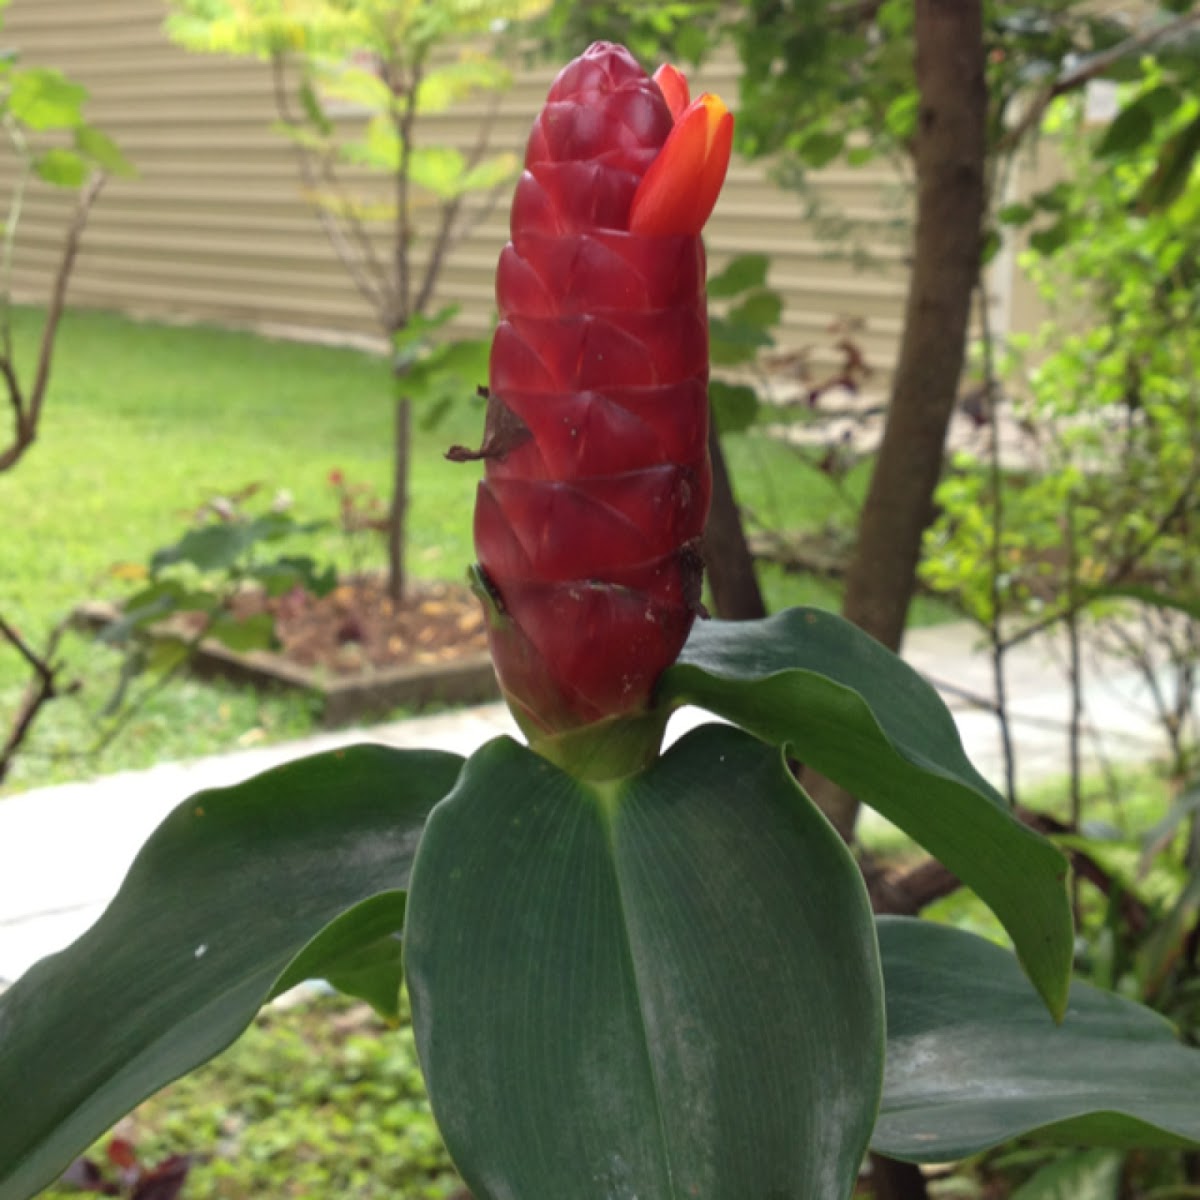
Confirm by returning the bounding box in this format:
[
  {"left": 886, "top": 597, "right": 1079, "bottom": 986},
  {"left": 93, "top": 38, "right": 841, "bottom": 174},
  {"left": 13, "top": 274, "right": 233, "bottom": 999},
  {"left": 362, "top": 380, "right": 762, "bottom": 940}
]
[{"left": 0, "top": 621, "right": 1186, "bottom": 987}]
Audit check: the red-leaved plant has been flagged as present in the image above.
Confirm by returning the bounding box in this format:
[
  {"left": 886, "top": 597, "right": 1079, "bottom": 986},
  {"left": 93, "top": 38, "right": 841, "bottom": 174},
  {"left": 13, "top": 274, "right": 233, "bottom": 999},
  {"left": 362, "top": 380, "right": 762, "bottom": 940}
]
[{"left": 2, "top": 42, "right": 1199, "bottom": 1200}]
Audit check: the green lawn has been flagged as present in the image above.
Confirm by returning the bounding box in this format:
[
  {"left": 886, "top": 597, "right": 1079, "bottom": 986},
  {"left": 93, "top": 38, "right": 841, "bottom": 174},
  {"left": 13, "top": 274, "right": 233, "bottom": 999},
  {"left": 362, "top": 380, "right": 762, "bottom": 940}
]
[
  {"left": 0, "top": 306, "right": 912, "bottom": 794},
  {"left": 0, "top": 307, "right": 488, "bottom": 792},
  {"left": 0, "top": 306, "right": 483, "bottom": 638}
]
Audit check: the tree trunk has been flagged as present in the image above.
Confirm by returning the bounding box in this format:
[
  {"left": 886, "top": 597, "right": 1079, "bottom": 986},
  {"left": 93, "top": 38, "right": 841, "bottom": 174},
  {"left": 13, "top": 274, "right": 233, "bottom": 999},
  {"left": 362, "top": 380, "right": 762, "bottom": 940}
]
[
  {"left": 806, "top": 0, "right": 988, "bottom": 837},
  {"left": 388, "top": 391, "right": 412, "bottom": 607},
  {"left": 704, "top": 421, "right": 767, "bottom": 620}
]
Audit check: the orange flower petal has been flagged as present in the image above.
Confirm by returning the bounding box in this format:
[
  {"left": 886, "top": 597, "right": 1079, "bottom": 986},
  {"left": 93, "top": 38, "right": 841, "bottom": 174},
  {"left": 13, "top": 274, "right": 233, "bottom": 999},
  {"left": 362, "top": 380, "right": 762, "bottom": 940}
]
[
  {"left": 653, "top": 63, "right": 690, "bottom": 121},
  {"left": 629, "top": 92, "right": 733, "bottom": 236}
]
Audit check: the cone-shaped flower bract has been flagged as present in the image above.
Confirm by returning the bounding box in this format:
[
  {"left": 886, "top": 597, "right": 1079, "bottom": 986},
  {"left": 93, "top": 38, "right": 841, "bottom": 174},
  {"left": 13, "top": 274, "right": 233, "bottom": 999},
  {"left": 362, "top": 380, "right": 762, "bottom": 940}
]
[{"left": 470, "top": 42, "right": 732, "bottom": 749}]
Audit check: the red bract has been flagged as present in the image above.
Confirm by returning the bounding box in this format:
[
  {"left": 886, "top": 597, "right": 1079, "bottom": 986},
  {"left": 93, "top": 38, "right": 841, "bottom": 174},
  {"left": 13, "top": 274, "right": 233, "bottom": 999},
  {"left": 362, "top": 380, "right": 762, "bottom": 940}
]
[{"left": 466, "top": 42, "right": 732, "bottom": 750}]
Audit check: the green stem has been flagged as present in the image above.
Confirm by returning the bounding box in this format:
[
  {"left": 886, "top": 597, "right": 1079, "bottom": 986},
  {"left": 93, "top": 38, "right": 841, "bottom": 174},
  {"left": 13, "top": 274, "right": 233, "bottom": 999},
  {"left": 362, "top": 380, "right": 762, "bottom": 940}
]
[{"left": 521, "top": 707, "right": 671, "bottom": 783}]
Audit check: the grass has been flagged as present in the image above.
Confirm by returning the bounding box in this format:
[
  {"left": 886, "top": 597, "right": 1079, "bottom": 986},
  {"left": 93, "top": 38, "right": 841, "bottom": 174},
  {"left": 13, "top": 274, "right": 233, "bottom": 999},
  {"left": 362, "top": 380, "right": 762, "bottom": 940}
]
[
  {"left": 0, "top": 306, "right": 481, "bottom": 639},
  {"left": 1, "top": 305, "right": 941, "bottom": 795},
  {"left": 0, "top": 306, "right": 488, "bottom": 794}
]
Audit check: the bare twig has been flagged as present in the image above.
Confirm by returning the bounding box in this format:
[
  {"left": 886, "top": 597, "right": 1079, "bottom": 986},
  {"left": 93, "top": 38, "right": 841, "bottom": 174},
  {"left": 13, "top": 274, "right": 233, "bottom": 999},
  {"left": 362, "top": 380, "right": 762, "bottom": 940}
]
[
  {"left": 0, "top": 171, "right": 105, "bottom": 474},
  {"left": 389, "top": 54, "right": 423, "bottom": 329},
  {"left": 1, "top": 354, "right": 24, "bottom": 455},
  {"left": 0, "top": 614, "right": 76, "bottom": 785},
  {"left": 1065, "top": 498, "right": 1084, "bottom": 914},
  {"left": 1000, "top": 468, "right": 1200, "bottom": 652},
  {"left": 28, "top": 173, "right": 104, "bottom": 429},
  {"left": 976, "top": 273, "right": 1018, "bottom": 803},
  {"left": 415, "top": 89, "right": 505, "bottom": 315},
  {"left": 270, "top": 53, "right": 390, "bottom": 318},
  {"left": 0, "top": 114, "right": 34, "bottom": 367},
  {"left": 1021, "top": 807, "right": 1151, "bottom": 936},
  {"left": 997, "top": 10, "right": 1200, "bottom": 154}
]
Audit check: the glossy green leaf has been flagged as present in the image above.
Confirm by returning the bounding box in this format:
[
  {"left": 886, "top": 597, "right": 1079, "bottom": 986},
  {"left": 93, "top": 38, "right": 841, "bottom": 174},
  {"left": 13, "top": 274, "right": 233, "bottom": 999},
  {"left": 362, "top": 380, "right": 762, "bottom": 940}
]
[
  {"left": 706, "top": 252, "right": 769, "bottom": 298},
  {"left": 1029, "top": 218, "right": 1071, "bottom": 256},
  {"left": 661, "top": 609, "right": 1073, "bottom": 1017},
  {"left": 8, "top": 67, "right": 87, "bottom": 131},
  {"left": 406, "top": 725, "right": 884, "bottom": 1200},
  {"left": 150, "top": 522, "right": 250, "bottom": 571},
  {"left": 0, "top": 745, "right": 462, "bottom": 1200},
  {"left": 728, "top": 288, "right": 783, "bottom": 334},
  {"left": 709, "top": 380, "right": 759, "bottom": 434},
  {"left": 1136, "top": 110, "right": 1200, "bottom": 214},
  {"left": 1094, "top": 87, "right": 1180, "bottom": 159},
  {"left": 270, "top": 891, "right": 407, "bottom": 1019},
  {"left": 797, "top": 127, "right": 843, "bottom": 167},
  {"left": 707, "top": 313, "right": 773, "bottom": 365},
  {"left": 874, "top": 918, "right": 1200, "bottom": 1162},
  {"left": 74, "top": 125, "right": 136, "bottom": 178}
]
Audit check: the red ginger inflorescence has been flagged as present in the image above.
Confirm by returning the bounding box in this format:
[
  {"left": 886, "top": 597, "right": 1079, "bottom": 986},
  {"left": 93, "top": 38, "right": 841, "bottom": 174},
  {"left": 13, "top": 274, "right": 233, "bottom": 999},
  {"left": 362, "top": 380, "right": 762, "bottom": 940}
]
[{"left": 464, "top": 42, "right": 733, "bottom": 749}]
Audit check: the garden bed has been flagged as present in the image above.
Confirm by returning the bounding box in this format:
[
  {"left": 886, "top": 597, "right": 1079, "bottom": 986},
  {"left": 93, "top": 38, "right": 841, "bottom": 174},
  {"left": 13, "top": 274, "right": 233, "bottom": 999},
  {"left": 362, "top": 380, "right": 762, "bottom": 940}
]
[{"left": 73, "top": 577, "right": 498, "bottom": 727}]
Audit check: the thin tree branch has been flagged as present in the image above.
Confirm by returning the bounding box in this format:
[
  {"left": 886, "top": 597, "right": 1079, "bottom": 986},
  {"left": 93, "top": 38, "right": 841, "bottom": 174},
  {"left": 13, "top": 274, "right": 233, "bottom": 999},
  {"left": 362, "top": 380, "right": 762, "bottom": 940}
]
[
  {"left": 977, "top": 273, "right": 1018, "bottom": 804},
  {"left": 270, "top": 53, "right": 391, "bottom": 319},
  {"left": 28, "top": 172, "right": 104, "bottom": 429},
  {"left": 0, "top": 114, "right": 34, "bottom": 368},
  {"left": 998, "top": 11, "right": 1200, "bottom": 154},
  {"left": 0, "top": 614, "right": 75, "bottom": 786},
  {"left": 415, "top": 89, "right": 505, "bottom": 316},
  {"left": 0, "top": 355, "right": 26, "bottom": 471},
  {"left": 1000, "top": 467, "right": 1200, "bottom": 652},
  {"left": 0, "top": 171, "right": 104, "bottom": 474},
  {"left": 390, "top": 54, "right": 423, "bottom": 329}
]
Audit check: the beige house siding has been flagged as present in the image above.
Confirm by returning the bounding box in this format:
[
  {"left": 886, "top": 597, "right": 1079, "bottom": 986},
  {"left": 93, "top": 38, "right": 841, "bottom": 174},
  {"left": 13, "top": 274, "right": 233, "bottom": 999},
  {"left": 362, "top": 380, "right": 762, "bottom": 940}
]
[{"left": 2, "top": 0, "right": 918, "bottom": 383}]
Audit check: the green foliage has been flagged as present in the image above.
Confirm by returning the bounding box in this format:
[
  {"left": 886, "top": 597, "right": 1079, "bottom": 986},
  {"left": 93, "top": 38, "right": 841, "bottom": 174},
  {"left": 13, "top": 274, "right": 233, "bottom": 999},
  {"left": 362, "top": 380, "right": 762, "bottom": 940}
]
[
  {"left": 164, "top": 0, "right": 542, "bottom": 598},
  {"left": 89, "top": 484, "right": 336, "bottom": 732},
  {"left": 923, "top": 64, "right": 1200, "bottom": 651},
  {"left": 0, "top": 309, "right": 866, "bottom": 793},
  {"left": 394, "top": 310, "right": 491, "bottom": 426},
  {"left": 0, "top": 612, "right": 1082, "bottom": 1199},
  {"left": 0, "top": 47, "right": 133, "bottom": 184},
  {"left": 663, "top": 608, "right": 1074, "bottom": 1016},
  {"left": 1066, "top": 778, "right": 1200, "bottom": 1041},
  {"left": 0, "top": 744, "right": 462, "bottom": 1200},
  {"left": 7, "top": 67, "right": 87, "bottom": 130},
  {"left": 167, "top": 0, "right": 548, "bottom": 59},
  {"left": 407, "top": 727, "right": 883, "bottom": 1198},
  {"left": 703, "top": 253, "right": 784, "bottom": 437},
  {"left": 164, "top": 0, "right": 537, "bottom": 224},
  {"left": 875, "top": 919, "right": 1200, "bottom": 1162},
  {"left": 533, "top": 0, "right": 721, "bottom": 68},
  {"left": 0, "top": 309, "right": 487, "bottom": 793},
  {"left": 38, "top": 994, "right": 463, "bottom": 1200}
]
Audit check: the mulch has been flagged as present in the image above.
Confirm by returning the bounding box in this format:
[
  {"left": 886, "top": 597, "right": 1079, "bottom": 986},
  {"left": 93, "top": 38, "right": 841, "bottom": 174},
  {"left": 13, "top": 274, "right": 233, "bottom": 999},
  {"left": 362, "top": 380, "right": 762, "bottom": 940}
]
[{"left": 228, "top": 576, "right": 489, "bottom": 676}]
